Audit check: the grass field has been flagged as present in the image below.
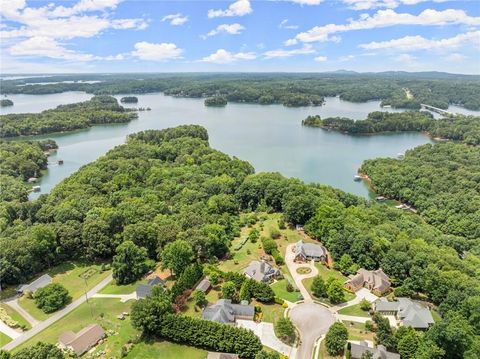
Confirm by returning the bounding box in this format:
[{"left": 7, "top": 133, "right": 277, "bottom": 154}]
[
  {"left": 0, "top": 303, "right": 31, "bottom": 330},
  {"left": 99, "top": 279, "right": 146, "bottom": 295},
  {"left": 343, "top": 321, "right": 375, "bottom": 341},
  {"left": 17, "top": 261, "right": 111, "bottom": 321},
  {"left": 0, "top": 332, "right": 12, "bottom": 346},
  {"left": 338, "top": 303, "right": 371, "bottom": 317},
  {"left": 254, "top": 301, "right": 285, "bottom": 323},
  {"left": 126, "top": 341, "right": 207, "bottom": 359},
  {"left": 271, "top": 279, "right": 300, "bottom": 303}
]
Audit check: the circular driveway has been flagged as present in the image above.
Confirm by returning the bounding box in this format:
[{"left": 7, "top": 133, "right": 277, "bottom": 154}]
[{"left": 289, "top": 303, "right": 335, "bottom": 359}]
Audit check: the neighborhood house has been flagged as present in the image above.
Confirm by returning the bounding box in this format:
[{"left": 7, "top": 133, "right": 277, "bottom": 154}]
[
  {"left": 344, "top": 268, "right": 391, "bottom": 295},
  {"left": 195, "top": 278, "right": 211, "bottom": 293},
  {"left": 58, "top": 324, "right": 105, "bottom": 356},
  {"left": 350, "top": 341, "right": 400, "bottom": 359},
  {"left": 293, "top": 240, "right": 328, "bottom": 262},
  {"left": 243, "top": 260, "right": 279, "bottom": 282},
  {"left": 135, "top": 275, "right": 165, "bottom": 300},
  {"left": 16, "top": 274, "right": 53, "bottom": 294},
  {"left": 374, "top": 297, "right": 435, "bottom": 329},
  {"left": 202, "top": 299, "right": 254, "bottom": 324}
]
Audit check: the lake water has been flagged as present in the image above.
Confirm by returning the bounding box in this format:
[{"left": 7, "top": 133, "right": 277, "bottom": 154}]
[{"left": 1, "top": 92, "right": 447, "bottom": 199}]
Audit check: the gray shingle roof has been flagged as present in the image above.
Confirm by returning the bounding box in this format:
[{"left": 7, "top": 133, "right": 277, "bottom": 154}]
[
  {"left": 16, "top": 274, "right": 53, "bottom": 294},
  {"left": 243, "top": 260, "right": 278, "bottom": 282},
  {"left": 136, "top": 284, "right": 153, "bottom": 299},
  {"left": 374, "top": 297, "right": 434, "bottom": 329},
  {"left": 350, "top": 342, "right": 400, "bottom": 359},
  {"left": 195, "top": 278, "right": 211, "bottom": 293},
  {"left": 147, "top": 276, "right": 165, "bottom": 287},
  {"left": 202, "top": 299, "right": 254, "bottom": 323},
  {"left": 294, "top": 240, "right": 327, "bottom": 259},
  {"left": 59, "top": 324, "right": 105, "bottom": 356}
]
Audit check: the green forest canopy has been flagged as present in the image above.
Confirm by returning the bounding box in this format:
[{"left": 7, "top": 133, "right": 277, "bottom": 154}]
[
  {"left": 0, "top": 95, "right": 137, "bottom": 138},
  {"left": 2, "top": 73, "right": 480, "bottom": 110}
]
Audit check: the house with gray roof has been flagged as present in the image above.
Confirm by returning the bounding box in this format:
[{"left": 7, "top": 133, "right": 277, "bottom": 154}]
[
  {"left": 16, "top": 274, "right": 52, "bottom": 294},
  {"left": 344, "top": 268, "right": 391, "bottom": 296},
  {"left": 195, "top": 278, "right": 211, "bottom": 293},
  {"left": 374, "top": 297, "right": 434, "bottom": 329},
  {"left": 59, "top": 324, "right": 105, "bottom": 356},
  {"left": 350, "top": 341, "right": 400, "bottom": 359},
  {"left": 202, "top": 299, "right": 254, "bottom": 324},
  {"left": 243, "top": 260, "right": 279, "bottom": 283},
  {"left": 293, "top": 240, "right": 327, "bottom": 262},
  {"left": 135, "top": 275, "right": 165, "bottom": 300}
]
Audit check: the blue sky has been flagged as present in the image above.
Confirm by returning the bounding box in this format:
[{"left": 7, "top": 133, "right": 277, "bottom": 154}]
[{"left": 1, "top": 0, "right": 479, "bottom": 74}]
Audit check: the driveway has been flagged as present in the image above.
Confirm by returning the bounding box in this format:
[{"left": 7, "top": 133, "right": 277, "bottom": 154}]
[
  {"left": 289, "top": 302, "right": 335, "bottom": 359},
  {"left": 330, "top": 288, "right": 378, "bottom": 312},
  {"left": 285, "top": 244, "right": 318, "bottom": 303},
  {"left": 2, "top": 274, "right": 113, "bottom": 351},
  {"left": 0, "top": 320, "right": 21, "bottom": 340},
  {"left": 92, "top": 292, "right": 136, "bottom": 302},
  {"left": 1, "top": 299, "right": 39, "bottom": 327},
  {"left": 236, "top": 320, "right": 296, "bottom": 359}
]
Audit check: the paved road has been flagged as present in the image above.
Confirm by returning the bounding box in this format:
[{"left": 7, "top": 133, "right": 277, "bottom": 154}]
[
  {"left": 285, "top": 244, "right": 318, "bottom": 303},
  {"left": 1, "top": 299, "right": 39, "bottom": 327},
  {"left": 92, "top": 292, "right": 136, "bottom": 303},
  {"left": 2, "top": 274, "right": 113, "bottom": 351},
  {"left": 289, "top": 303, "right": 335, "bottom": 359}
]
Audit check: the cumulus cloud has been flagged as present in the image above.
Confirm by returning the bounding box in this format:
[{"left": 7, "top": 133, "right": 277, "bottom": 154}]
[
  {"left": 446, "top": 53, "right": 467, "bottom": 62},
  {"left": 201, "top": 49, "right": 256, "bottom": 64},
  {"left": 208, "top": 0, "right": 252, "bottom": 18},
  {"left": 161, "top": 13, "right": 188, "bottom": 26},
  {"left": 287, "top": 8, "right": 480, "bottom": 45},
  {"left": 290, "top": 0, "right": 323, "bottom": 5},
  {"left": 314, "top": 55, "right": 328, "bottom": 61},
  {"left": 360, "top": 31, "right": 480, "bottom": 51},
  {"left": 279, "top": 19, "right": 299, "bottom": 30},
  {"left": 131, "top": 42, "right": 183, "bottom": 61},
  {"left": 204, "top": 23, "right": 245, "bottom": 38},
  {"left": 342, "top": 0, "right": 448, "bottom": 11},
  {"left": 263, "top": 44, "right": 315, "bottom": 59}
]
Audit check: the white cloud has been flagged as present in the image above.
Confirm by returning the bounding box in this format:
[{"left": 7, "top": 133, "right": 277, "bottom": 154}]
[
  {"left": 112, "top": 18, "right": 148, "bottom": 30},
  {"left": 9, "top": 36, "right": 94, "bottom": 61},
  {"left": 288, "top": 9, "right": 480, "bottom": 44},
  {"left": 446, "top": 53, "right": 467, "bottom": 62},
  {"left": 204, "top": 23, "right": 245, "bottom": 38},
  {"left": 339, "top": 54, "right": 355, "bottom": 61},
  {"left": 201, "top": 49, "right": 256, "bottom": 64},
  {"left": 161, "top": 13, "right": 188, "bottom": 26},
  {"left": 208, "top": 0, "right": 252, "bottom": 18},
  {"left": 314, "top": 55, "right": 328, "bottom": 61},
  {"left": 342, "top": 0, "right": 448, "bottom": 11},
  {"left": 263, "top": 44, "right": 315, "bottom": 59},
  {"left": 360, "top": 31, "right": 480, "bottom": 51},
  {"left": 131, "top": 42, "right": 183, "bottom": 61},
  {"left": 279, "top": 19, "right": 299, "bottom": 30},
  {"left": 395, "top": 53, "right": 417, "bottom": 64},
  {"left": 290, "top": 0, "right": 323, "bottom": 5}
]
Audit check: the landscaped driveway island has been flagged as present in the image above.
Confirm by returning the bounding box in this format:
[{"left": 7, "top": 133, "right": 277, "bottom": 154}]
[{"left": 289, "top": 303, "right": 335, "bottom": 359}]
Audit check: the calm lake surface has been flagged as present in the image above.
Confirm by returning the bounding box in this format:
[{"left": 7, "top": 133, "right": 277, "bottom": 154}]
[{"left": 1, "top": 92, "right": 447, "bottom": 199}]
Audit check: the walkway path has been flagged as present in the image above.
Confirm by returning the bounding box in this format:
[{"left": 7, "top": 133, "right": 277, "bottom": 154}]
[
  {"left": 237, "top": 320, "right": 297, "bottom": 359},
  {"left": 1, "top": 299, "right": 39, "bottom": 327},
  {"left": 2, "top": 274, "right": 113, "bottom": 351},
  {"left": 330, "top": 288, "right": 378, "bottom": 312},
  {"left": 284, "top": 244, "right": 318, "bottom": 303},
  {"left": 289, "top": 303, "right": 335, "bottom": 359},
  {"left": 0, "top": 320, "right": 21, "bottom": 340},
  {"left": 92, "top": 292, "right": 136, "bottom": 303}
]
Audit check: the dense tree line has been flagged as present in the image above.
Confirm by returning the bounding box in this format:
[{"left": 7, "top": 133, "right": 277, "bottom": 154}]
[
  {"left": 2, "top": 73, "right": 479, "bottom": 109},
  {"left": 204, "top": 96, "right": 227, "bottom": 107},
  {"left": 0, "top": 99, "right": 13, "bottom": 107},
  {"left": 120, "top": 96, "right": 138, "bottom": 103},
  {"left": 303, "top": 112, "right": 480, "bottom": 145},
  {"left": 0, "top": 96, "right": 137, "bottom": 137},
  {"left": 361, "top": 142, "right": 480, "bottom": 243}
]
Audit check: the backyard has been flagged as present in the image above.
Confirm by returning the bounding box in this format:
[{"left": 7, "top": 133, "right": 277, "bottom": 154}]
[
  {"left": 343, "top": 321, "right": 375, "bottom": 341},
  {"left": 338, "top": 303, "right": 371, "bottom": 317},
  {"left": 271, "top": 279, "right": 300, "bottom": 303}
]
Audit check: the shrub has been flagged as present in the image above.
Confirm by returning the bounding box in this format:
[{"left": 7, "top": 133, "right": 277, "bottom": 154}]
[
  {"left": 272, "top": 249, "right": 284, "bottom": 265},
  {"left": 360, "top": 299, "right": 371, "bottom": 311},
  {"left": 286, "top": 283, "right": 294, "bottom": 292},
  {"left": 325, "top": 322, "right": 348, "bottom": 355},
  {"left": 311, "top": 276, "right": 327, "bottom": 298},
  {"left": 0, "top": 307, "right": 18, "bottom": 328},
  {"left": 274, "top": 317, "right": 296, "bottom": 344},
  {"left": 274, "top": 297, "right": 284, "bottom": 305},
  {"left": 34, "top": 283, "right": 71, "bottom": 313},
  {"left": 262, "top": 238, "right": 277, "bottom": 255},
  {"left": 270, "top": 228, "right": 281, "bottom": 239}
]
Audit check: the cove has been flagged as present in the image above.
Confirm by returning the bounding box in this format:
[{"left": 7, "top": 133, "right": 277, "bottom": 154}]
[{"left": 3, "top": 92, "right": 440, "bottom": 199}]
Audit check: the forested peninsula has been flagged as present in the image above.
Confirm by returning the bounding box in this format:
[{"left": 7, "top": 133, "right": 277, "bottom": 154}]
[
  {"left": 303, "top": 111, "right": 480, "bottom": 145},
  {"left": 2, "top": 73, "right": 480, "bottom": 110},
  {"left": 0, "top": 95, "right": 137, "bottom": 138},
  {"left": 0, "top": 125, "right": 478, "bottom": 358}
]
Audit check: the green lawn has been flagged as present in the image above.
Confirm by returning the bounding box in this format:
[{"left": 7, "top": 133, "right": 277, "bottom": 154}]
[
  {"left": 342, "top": 321, "right": 375, "bottom": 341},
  {"left": 255, "top": 301, "right": 285, "bottom": 323},
  {"left": 14, "top": 298, "right": 136, "bottom": 356},
  {"left": 271, "top": 279, "right": 300, "bottom": 303},
  {"left": 218, "top": 228, "right": 264, "bottom": 273},
  {"left": 432, "top": 310, "right": 442, "bottom": 322},
  {"left": 17, "top": 296, "right": 50, "bottom": 321},
  {"left": 0, "top": 304, "right": 31, "bottom": 330},
  {"left": 338, "top": 303, "right": 371, "bottom": 317},
  {"left": 0, "top": 332, "right": 12, "bottom": 346},
  {"left": 99, "top": 279, "right": 146, "bottom": 295},
  {"left": 126, "top": 340, "right": 207, "bottom": 359}
]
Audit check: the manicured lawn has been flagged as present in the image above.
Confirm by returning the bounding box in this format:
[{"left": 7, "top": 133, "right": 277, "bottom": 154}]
[
  {"left": 0, "top": 304, "right": 31, "bottom": 330},
  {"left": 318, "top": 340, "right": 343, "bottom": 359},
  {"left": 126, "top": 340, "right": 207, "bottom": 359},
  {"left": 254, "top": 301, "right": 285, "bottom": 323},
  {"left": 271, "top": 279, "right": 300, "bottom": 303},
  {"left": 17, "top": 261, "right": 111, "bottom": 321},
  {"left": 342, "top": 321, "right": 375, "bottom": 341},
  {"left": 0, "top": 332, "right": 12, "bottom": 346},
  {"left": 338, "top": 303, "right": 371, "bottom": 317},
  {"left": 432, "top": 310, "right": 442, "bottom": 322},
  {"left": 14, "top": 298, "right": 136, "bottom": 357},
  {"left": 219, "top": 228, "right": 264, "bottom": 273},
  {"left": 99, "top": 279, "right": 146, "bottom": 295}
]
